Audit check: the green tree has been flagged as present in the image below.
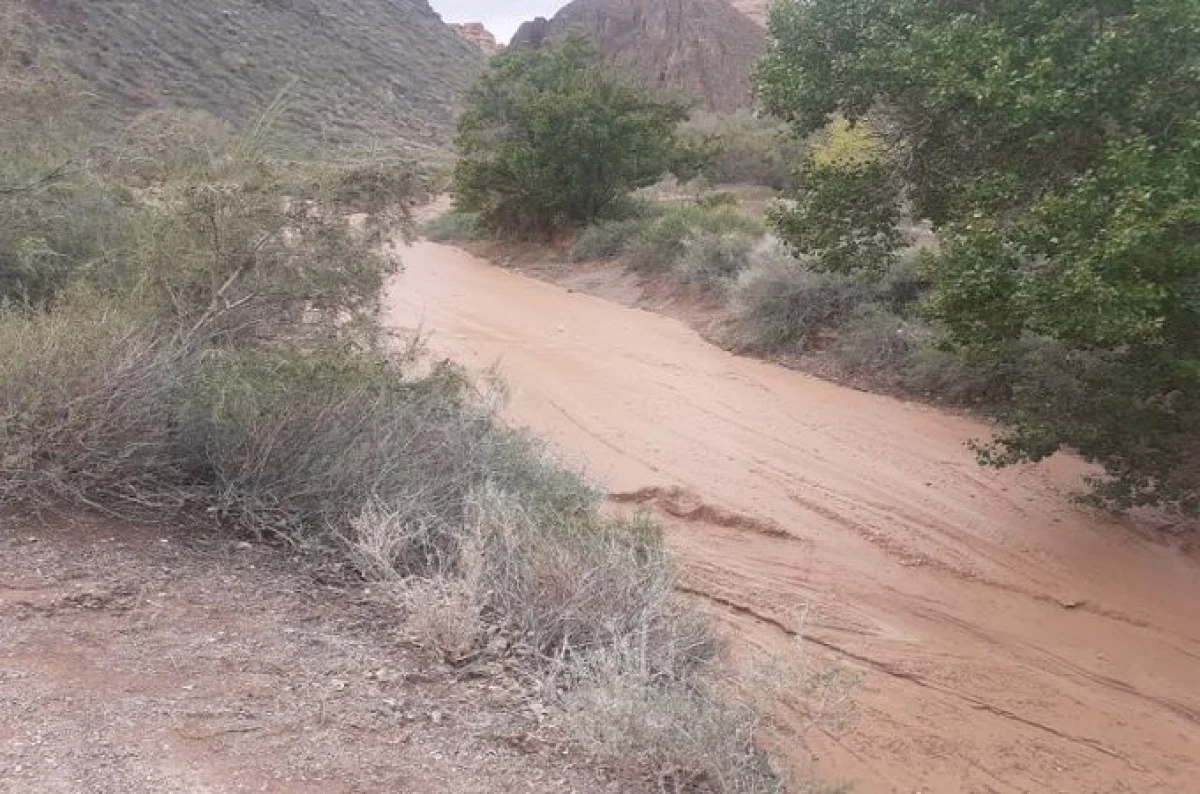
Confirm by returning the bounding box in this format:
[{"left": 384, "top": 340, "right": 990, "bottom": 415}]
[
  {"left": 758, "top": 0, "right": 1200, "bottom": 510},
  {"left": 768, "top": 120, "right": 902, "bottom": 275},
  {"left": 453, "top": 36, "right": 694, "bottom": 237}
]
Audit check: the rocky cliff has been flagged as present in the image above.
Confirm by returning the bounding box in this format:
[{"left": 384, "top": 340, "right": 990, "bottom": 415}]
[
  {"left": 511, "top": 0, "right": 765, "bottom": 112},
  {"left": 450, "top": 22, "right": 504, "bottom": 57}
]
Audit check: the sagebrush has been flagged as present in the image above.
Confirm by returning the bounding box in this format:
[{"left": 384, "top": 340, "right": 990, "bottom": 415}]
[{"left": 0, "top": 58, "right": 815, "bottom": 792}]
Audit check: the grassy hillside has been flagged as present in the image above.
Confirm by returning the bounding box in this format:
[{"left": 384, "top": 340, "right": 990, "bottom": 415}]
[{"left": 16, "top": 0, "right": 484, "bottom": 150}]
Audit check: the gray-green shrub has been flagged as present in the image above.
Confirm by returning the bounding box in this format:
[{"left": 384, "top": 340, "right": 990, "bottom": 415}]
[
  {"left": 681, "top": 110, "right": 806, "bottom": 190},
  {"left": 569, "top": 217, "right": 647, "bottom": 262},
  {"left": 832, "top": 308, "right": 930, "bottom": 376},
  {"left": 626, "top": 206, "right": 763, "bottom": 274},
  {"left": 675, "top": 231, "right": 760, "bottom": 294},
  {"left": 730, "top": 241, "right": 874, "bottom": 354},
  {"left": 422, "top": 210, "right": 485, "bottom": 242}
]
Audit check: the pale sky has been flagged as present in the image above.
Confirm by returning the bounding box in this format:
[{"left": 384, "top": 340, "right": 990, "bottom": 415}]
[{"left": 431, "top": 1, "right": 566, "bottom": 44}]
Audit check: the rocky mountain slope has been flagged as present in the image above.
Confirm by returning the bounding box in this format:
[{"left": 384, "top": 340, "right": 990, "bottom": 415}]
[
  {"left": 450, "top": 22, "right": 503, "bottom": 56},
  {"left": 17, "top": 0, "right": 485, "bottom": 148},
  {"left": 729, "top": 0, "right": 768, "bottom": 26},
  {"left": 511, "top": 0, "right": 765, "bottom": 112}
]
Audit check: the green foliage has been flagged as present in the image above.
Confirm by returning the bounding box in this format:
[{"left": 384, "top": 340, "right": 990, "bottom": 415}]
[
  {"left": 697, "top": 191, "right": 740, "bottom": 210},
  {"left": 422, "top": 210, "right": 486, "bottom": 242},
  {"left": 767, "top": 118, "right": 902, "bottom": 275},
  {"left": 569, "top": 217, "right": 649, "bottom": 262},
  {"left": 769, "top": 155, "right": 903, "bottom": 275},
  {"left": 453, "top": 36, "right": 695, "bottom": 237},
  {"left": 626, "top": 206, "right": 764, "bottom": 273},
  {"left": 759, "top": 0, "right": 1200, "bottom": 509},
  {"left": 680, "top": 110, "right": 806, "bottom": 189}
]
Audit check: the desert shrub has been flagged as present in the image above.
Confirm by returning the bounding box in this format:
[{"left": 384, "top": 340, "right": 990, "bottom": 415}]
[
  {"left": 675, "top": 231, "right": 760, "bottom": 294},
  {"left": 347, "top": 471, "right": 712, "bottom": 667},
  {"left": 0, "top": 292, "right": 194, "bottom": 514},
  {"left": 626, "top": 206, "right": 764, "bottom": 274},
  {"left": 466, "top": 486, "right": 713, "bottom": 665},
  {"left": 1, "top": 289, "right": 712, "bottom": 669},
  {"left": 897, "top": 334, "right": 1088, "bottom": 414},
  {"left": 0, "top": 181, "right": 134, "bottom": 305},
  {"left": 730, "top": 242, "right": 875, "bottom": 354},
  {"left": 112, "top": 109, "right": 238, "bottom": 185},
  {"left": 566, "top": 661, "right": 778, "bottom": 794},
  {"left": 422, "top": 209, "right": 485, "bottom": 242},
  {"left": 832, "top": 308, "right": 930, "bottom": 376},
  {"left": 875, "top": 252, "right": 930, "bottom": 313},
  {"left": 682, "top": 110, "right": 806, "bottom": 190},
  {"left": 569, "top": 217, "right": 648, "bottom": 262},
  {"left": 896, "top": 344, "right": 1014, "bottom": 405},
  {"left": 184, "top": 344, "right": 485, "bottom": 540},
  {"left": 0, "top": 303, "right": 469, "bottom": 536},
  {"left": 698, "top": 191, "right": 740, "bottom": 210},
  {"left": 0, "top": 23, "right": 126, "bottom": 305}
]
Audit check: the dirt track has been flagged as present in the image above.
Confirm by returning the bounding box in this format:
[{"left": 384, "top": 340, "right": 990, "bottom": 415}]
[{"left": 385, "top": 240, "right": 1200, "bottom": 794}]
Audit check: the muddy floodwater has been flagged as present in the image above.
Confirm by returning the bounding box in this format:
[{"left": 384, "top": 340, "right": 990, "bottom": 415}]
[{"left": 386, "top": 239, "right": 1200, "bottom": 794}]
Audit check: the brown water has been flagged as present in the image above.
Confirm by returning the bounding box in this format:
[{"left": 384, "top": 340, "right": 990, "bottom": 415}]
[{"left": 385, "top": 240, "right": 1200, "bottom": 793}]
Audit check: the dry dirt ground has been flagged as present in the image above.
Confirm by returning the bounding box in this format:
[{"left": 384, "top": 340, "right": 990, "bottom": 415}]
[
  {"left": 0, "top": 514, "right": 630, "bottom": 794},
  {"left": 385, "top": 239, "right": 1200, "bottom": 794}
]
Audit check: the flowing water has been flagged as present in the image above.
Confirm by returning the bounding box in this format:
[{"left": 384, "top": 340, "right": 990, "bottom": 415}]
[{"left": 385, "top": 240, "right": 1200, "bottom": 793}]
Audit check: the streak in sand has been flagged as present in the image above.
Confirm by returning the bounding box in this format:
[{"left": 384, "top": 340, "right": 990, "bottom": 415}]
[{"left": 385, "top": 240, "right": 1200, "bottom": 793}]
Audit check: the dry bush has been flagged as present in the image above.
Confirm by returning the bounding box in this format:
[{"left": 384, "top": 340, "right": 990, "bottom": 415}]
[
  {"left": 565, "top": 626, "right": 861, "bottom": 794},
  {"left": 0, "top": 293, "right": 195, "bottom": 515},
  {"left": 401, "top": 575, "right": 486, "bottom": 662},
  {"left": 466, "top": 485, "right": 715, "bottom": 666},
  {"left": 183, "top": 345, "right": 491, "bottom": 540},
  {"left": 832, "top": 308, "right": 931, "bottom": 377},
  {"left": 566, "top": 660, "right": 778, "bottom": 794},
  {"left": 675, "top": 231, "right": 760, "bottom": 295},
  {"left": 729, "top": 241, "right": 875, "bottom": 354}
]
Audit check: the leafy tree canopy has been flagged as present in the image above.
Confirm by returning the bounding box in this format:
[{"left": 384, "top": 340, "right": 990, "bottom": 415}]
[
  {"left": 453, "top": 35, "right": 697, "bottom": 237},
  {"left": 759, "top": 0, "right": 1200, "bottom": 510}
]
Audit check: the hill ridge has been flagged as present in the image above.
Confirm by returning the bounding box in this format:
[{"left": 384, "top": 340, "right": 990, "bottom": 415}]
[{"left": 19, "top": 0, "right": 484, "bottom": 148}]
